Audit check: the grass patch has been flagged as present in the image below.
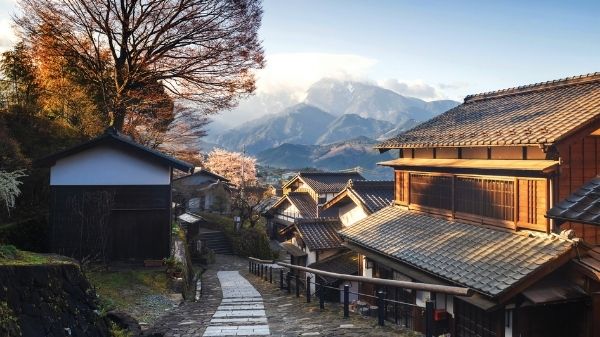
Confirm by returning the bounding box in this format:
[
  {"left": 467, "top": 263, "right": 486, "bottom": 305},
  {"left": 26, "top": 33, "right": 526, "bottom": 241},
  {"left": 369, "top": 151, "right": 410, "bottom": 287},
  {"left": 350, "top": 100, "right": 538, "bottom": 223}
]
[
  {"left": 0, "top": 245, "right": 74, "bottom": 266},
  {"left": 87, "top": 268, "right": 176, "bottom": 324}
]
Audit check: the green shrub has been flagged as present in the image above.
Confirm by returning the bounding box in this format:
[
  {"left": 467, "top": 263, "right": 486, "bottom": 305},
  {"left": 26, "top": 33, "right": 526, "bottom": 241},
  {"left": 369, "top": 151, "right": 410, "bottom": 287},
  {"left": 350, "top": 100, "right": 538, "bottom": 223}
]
[
  {"left": 0, "top": 216, "right": 49, "bottom": 252},
  {"left": 0, "top": 245, "right": 18, "bottom": 259},
  {"left": 198, "top": 212, "right": 276, "bottom": 259}
]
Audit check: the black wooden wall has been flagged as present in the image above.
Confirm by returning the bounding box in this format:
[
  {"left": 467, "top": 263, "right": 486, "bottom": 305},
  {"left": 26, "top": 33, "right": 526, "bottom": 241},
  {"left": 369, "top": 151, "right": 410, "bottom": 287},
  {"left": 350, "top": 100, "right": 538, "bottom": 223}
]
[{"left": 49, "top": 185, "right": 171, "bottom": 261}]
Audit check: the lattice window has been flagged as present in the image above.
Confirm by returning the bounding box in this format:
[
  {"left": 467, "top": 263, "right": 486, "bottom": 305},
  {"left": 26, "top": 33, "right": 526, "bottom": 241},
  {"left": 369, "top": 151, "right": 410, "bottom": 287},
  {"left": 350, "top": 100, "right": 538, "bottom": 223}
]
[
  {"left": 409, "top": 174, "right": 452, "bottom": 210},
  {"left": 455, "top": 177, "right": 514, "bottom": 221}
]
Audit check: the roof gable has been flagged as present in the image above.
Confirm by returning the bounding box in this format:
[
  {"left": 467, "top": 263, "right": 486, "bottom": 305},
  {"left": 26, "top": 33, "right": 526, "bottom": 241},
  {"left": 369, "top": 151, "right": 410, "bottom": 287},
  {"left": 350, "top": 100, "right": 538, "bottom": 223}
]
[
  {"left": 269, "top": 192, "right": 318, "bottom": 219},
  {"left": 175, "top": 168, "right": 230, "bottom": 183},
  {"left": 36, "top": 128, "right": 194, "bottom": 173},
  {"left": 284, "top": 171, "right": 365, "bottom": 194},
  {"left": 323, "top": 180, "right": 394, "bottom": 214},
  {"left": 340, "top": 205, "right": 574, "bottom": 298},
  {"left": 377, "top": 73, "right": 600, "bottom": 150}
]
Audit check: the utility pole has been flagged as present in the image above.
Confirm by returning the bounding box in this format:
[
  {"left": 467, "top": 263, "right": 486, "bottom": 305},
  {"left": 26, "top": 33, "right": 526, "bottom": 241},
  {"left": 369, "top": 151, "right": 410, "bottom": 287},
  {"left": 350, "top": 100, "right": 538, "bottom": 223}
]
[{"left": 241, "top": 144, "right": 246, "bottom": 198}]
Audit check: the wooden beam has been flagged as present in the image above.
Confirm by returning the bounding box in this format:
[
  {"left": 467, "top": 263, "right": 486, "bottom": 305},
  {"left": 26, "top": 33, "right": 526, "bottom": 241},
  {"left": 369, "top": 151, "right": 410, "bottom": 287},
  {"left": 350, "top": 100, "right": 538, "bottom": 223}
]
[{"left": 275, "top": 261, "right": 472, "bottom": 296}]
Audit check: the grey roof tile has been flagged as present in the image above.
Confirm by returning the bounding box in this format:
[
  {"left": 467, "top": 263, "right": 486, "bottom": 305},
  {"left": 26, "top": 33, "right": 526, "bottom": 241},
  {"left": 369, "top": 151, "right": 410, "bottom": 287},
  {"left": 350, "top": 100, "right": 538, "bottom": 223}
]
[
  {"left": 297, "top": 172, "right": 365, "bottom": 193},
  {"left": 296, "top": 219, "right": 344, "bottom": 250},
  {"left": 339, "top": 206, "right": 574, "bottom": 298},
  {"left": 548, "top": 176, "right": 600, "bottom": 226},
  {"left": 377, "top": 73, "right": 600, "bottom": 150}
]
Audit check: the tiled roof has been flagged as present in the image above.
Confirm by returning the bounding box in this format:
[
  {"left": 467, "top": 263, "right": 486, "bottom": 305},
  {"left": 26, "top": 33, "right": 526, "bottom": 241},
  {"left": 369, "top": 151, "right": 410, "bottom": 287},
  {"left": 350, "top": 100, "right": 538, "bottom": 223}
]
[
  {"left": 287, "top": 192, "right": 318, "bottom": 218},
  {"left": 298, "top": 172, "right": 365, "bottom": 193},
  {"left": 547, "top": 176, "right": 600, "bottom": 225},
  {"left": 35, "top": 127, "right": 194, "bottom": 172},
  {"left": 377, "top": 73, "right": 600, "bottom": 149},
  {"left": 257, "top": 196, "right": 281, "bottom": 214},
  {"left": 339, "top": 206, "right": 574, "bottom": 298},
  {"left": 296, "top": 219, "right": 344, "bottom": 250},
  {"left": 308, "top": 251, "right": 359, "bottom": 284},
  {"left": 347, "top": 180, "right": 394, "bottom": 213}
]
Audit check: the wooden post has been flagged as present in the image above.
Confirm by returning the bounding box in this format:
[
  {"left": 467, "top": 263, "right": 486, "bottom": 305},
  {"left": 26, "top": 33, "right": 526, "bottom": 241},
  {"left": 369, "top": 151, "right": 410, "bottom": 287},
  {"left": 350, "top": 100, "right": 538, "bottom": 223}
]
[
  {"left": 295, "top": 274, "right": 300, "bottom": 298},
  {"left": 343, "top": 284, "right": 350, "bottom": 318},
  {"left": 425, "top": 300, "right": 434, "bottom": 337},
  {"left": 249, "top": 260, "right": 251, "bottom": 273},
  {"left": 286, "top": 272, "right": 291, "bottom": 294},
  {"left": 306, "top": 276, "right": 311, "bottom": 303},
  {"left": 269, "top": 267, "right": 273, "bottom": 283},
  {"left": 377, "top": 290, "right": 385, "bottom": 326}
]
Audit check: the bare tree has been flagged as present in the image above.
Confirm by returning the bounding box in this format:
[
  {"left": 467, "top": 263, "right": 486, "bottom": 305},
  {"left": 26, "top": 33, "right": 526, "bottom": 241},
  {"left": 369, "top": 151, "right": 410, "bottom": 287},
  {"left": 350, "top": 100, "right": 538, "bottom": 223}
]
[{"left": 15, "top": 0, "right": 265, "bottom": 131}]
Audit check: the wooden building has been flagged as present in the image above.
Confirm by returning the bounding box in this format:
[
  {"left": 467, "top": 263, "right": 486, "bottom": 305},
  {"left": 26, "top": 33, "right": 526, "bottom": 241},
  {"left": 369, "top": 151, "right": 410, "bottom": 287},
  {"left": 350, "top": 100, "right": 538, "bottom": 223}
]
[
  {"left": 173, "top": 168, "right": 233, "bottom": 214},
  {"left": 36, "top": 128, "right": 193, "bottom": 261},
  {"left": 339, "top": 73, "right": 600, "bottom": 337},
  {"left": 322, "top": 179, "right": 394, "bottom": 227},
  {"left": 265, "top": 171, "right": 364, "bottom": 239}
]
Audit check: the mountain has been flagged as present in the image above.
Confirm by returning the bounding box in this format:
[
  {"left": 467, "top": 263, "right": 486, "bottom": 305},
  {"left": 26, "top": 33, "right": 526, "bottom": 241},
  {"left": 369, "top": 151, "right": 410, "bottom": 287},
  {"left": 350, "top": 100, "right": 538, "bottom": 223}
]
[
  {"left": 316, "top": 114, "right": 395, "bottom": 145},
  {"left": 256, "top": 137, "right": 395, "bottom": 180},
  {"left": 212, "top": 103, "right": 336, "bottom": 153},
  {"left": 304, "top": 78, "right": 458, "bottom": 125},
  {"left": 377, "top": 119, "right": 421, "bottom": 140}
]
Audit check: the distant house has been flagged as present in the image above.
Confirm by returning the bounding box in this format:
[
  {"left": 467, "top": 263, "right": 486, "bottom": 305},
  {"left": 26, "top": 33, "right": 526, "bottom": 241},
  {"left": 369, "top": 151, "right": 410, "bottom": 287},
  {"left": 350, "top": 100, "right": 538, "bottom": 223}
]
[
  {"left": 321, "top": 179, "right": 394, "bottom": 227},
  {"left": 265, "top": 171, "right": 364, "bottom": 238},
  {"left": 36, "top": 127, "right": 193, "bottom": 261},
  {"left": 339, "top": 73, "right": 600, "bottom": 337},
  {"left": 173, "top": 168, "right": 233, "bottom": 214}
]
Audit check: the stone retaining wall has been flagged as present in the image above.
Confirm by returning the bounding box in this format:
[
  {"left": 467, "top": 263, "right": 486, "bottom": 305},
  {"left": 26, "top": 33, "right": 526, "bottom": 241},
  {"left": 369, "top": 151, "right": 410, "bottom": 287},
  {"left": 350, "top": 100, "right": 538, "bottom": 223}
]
[{"left": 0, "top": 262, "right": 109, "bottom": 337}]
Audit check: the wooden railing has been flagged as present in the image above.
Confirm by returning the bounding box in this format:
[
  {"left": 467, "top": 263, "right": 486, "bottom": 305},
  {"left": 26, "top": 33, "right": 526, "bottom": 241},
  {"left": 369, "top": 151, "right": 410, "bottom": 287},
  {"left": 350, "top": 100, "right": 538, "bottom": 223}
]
[{"left": 248, "top": 257, "right": 473, "bottom": 337}]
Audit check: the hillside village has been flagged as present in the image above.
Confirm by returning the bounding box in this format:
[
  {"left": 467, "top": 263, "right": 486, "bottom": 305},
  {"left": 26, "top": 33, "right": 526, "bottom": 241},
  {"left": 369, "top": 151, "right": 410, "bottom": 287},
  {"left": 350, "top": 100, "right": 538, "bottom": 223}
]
[{"left": 1, "top": 1, "right": 600, "bottom": 337}]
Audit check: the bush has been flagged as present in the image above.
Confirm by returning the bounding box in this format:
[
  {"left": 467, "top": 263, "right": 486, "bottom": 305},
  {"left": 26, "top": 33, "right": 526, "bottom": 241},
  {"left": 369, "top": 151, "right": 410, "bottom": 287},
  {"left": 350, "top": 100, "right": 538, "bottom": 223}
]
[
  {"left": 199, "top": 212, "right": 276, "bottom": 259},
  {"left": 0, "top": 245, "right": 18, "bottom": 259},
  {"left": 0, "top": 216, "right": 49, "bottom": 252}
]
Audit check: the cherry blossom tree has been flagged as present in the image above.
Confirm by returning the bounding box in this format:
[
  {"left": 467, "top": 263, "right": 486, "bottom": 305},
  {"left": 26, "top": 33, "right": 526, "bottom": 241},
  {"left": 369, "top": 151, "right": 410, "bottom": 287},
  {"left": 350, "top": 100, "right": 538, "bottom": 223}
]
[{"left": 203, "top": 148, "right": 257, "bottom": 187}]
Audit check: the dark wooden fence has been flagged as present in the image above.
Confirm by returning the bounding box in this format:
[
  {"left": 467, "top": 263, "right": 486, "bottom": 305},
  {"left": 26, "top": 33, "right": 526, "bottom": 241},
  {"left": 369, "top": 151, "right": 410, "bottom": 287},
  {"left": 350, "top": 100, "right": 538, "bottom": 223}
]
[{"left": 248, "top": 257, "right": 473, "bottom": 337}]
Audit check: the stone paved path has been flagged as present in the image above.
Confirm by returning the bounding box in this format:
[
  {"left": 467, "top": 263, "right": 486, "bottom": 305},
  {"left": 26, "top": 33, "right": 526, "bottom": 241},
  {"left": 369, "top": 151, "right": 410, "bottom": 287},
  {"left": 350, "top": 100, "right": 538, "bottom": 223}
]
[
  {"left": 146, "top": 255, "right": 413, "bottom": 337},
  {"left": 203, "top": 271, "right": 270, "bottom": 336}
]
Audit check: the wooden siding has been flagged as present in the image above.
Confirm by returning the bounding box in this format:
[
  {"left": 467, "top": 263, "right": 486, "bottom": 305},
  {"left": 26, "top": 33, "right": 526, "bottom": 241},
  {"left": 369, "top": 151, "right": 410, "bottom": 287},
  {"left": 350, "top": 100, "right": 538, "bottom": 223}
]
[
  {"left": 395, "top": 170, "right": 549, "bottom": 232},
  {"left": 50, "top": 185, "right": 171, "bottom": 260},
  {"left": 395, "top": 171, "right": 409, "bottom": 205},
  {"left": 557, "top": 135, "right": 600, "bottom": 245},
  {"left": 517, "top": 179, "right": 548, "bottom": 232}
]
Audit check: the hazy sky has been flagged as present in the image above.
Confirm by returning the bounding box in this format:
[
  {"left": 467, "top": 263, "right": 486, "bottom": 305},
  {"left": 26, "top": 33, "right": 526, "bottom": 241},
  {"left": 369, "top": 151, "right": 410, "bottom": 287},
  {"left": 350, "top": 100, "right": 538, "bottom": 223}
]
[{"left": 1, "top": 0, "right": 600, "bottom": 126}]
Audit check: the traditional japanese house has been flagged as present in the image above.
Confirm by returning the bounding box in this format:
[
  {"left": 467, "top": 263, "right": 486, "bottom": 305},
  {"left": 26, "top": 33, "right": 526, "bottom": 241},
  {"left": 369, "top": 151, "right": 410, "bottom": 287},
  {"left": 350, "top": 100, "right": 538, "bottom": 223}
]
[
  {"left": 339, "top": 73, "right": 600, "bottom": 337},
  {"left": 265, "top": 171, "right": 364, "bottom": 239},
  {"left": 173, "top": 168, "right": 233, "bottom": 214},
  {"left": 322, "top": 179, "right": 394, "bottom": 227},
  {"left": 36, "top": 127, "right": 193, "bottom": 261}
]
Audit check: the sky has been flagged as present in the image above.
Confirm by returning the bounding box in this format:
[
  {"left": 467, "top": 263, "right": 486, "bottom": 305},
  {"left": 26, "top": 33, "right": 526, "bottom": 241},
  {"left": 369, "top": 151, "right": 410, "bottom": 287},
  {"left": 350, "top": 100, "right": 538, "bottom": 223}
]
[{"left": 1, "top": 0, "right": 600, "bottom": 127}]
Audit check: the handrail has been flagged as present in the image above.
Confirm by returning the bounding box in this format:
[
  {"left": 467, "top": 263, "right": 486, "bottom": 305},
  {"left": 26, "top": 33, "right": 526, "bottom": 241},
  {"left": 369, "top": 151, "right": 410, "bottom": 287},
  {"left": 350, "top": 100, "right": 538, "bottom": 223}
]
[
  {"left": 248, "top": 257, "right": 277, "bottom": 264},
  {"left": 256, "top": 259, "right": 472, "bottom": 297}
]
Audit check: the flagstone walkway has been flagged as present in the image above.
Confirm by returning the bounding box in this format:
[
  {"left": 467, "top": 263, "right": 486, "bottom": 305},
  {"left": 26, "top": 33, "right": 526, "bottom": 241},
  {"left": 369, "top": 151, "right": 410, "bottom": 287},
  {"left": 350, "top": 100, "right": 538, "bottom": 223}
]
[
  {"left": 146, "top": 255, "right": 410, "bottom": 337},
  {"left": 202, "top": 271, "right": 270, "bottom": 336}
]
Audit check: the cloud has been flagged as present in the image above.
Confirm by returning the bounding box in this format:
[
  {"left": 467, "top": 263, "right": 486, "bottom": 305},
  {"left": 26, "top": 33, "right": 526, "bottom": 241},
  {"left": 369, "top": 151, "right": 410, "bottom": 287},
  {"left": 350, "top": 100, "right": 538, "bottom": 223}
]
[
  {"left": 254, "top": 53, "right": 378, "bottom": 100},
  {"left": 0, "top": 18, "right": 17, "bottom": 52},
  {"left": 0, "top": 0, "right": 18, "bottom": 53},
  {"left": 378, "top": 78, "right": 447, "bottom": 101}
]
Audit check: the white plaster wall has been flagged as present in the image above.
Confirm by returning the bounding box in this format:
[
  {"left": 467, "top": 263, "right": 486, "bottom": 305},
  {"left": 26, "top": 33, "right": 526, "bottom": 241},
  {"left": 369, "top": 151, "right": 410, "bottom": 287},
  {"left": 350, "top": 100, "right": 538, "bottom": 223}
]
[
  {"left": 50, "top": 146, "right": 170, "bottom": 185},
  {"left": 362, "top": 257, "right": 373, "bottom": 278},
  {"left": 338, "top": 203, "right": 368, "bottom": 227},
  {"left": 306, "top": 249, "right": 317, "bottom": 265},
  {"left": 447, "top": 295, "right": 454, "bottom": 316},
  {"left": 416, "top": 291, "right": 430, "bottom": 307},
  {"left": 275, "top": 201, "right": 300, "bottom": 221}
]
